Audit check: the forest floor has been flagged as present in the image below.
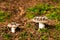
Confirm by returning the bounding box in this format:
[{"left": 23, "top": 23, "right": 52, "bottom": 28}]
[{"left": 0, "top": 0, "right": 60, "bottom": 40}]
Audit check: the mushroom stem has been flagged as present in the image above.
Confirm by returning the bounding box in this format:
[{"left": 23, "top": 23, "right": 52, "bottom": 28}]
[
  {"left": 39, "top": 23, "right": 45, "bottom": 29},
  {"left": 11, "top": 27, "right": 16, "bottom": 33}
]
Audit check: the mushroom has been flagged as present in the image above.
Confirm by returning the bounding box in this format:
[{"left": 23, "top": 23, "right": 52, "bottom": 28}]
[
  {"left": 30, "top": 16, "right": 55, "bottom": 29},
  {"left": 7, "top": 22, "right": 20, "bottom": 33}
]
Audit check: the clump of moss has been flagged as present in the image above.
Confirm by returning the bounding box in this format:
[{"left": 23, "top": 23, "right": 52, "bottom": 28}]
[
  {"left": 26, "top": 4, "right": 54, "bottom": 19},
  {"left": 3, "top": 33, "right": 11, "bottom": 40},
  {"left": 27, "top": 4, "right": 53, "bottom": 15},
  {"left": 51, "top": 0, "right": 59, "bottom": 2},
  {"left": 0, "top": 10, "right": 11, "bottom": 22},
  {"left": 55, "top": 22, "right": 60, "bottom": 30},
  {"left": 46, "top": 11, "right": 60, "bottom": 21},
  {"left": 19, "top": 31, "right": 28, "bottom": 40},
  {"left": 25, "top": 12, "right": 35, "bottom": 19},
  {"left": 27, "top": 23, "right": 31, "bottom": 28}
]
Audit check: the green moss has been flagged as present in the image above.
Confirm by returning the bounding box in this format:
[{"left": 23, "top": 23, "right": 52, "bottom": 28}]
[
  {"left": 38, "top": 28, "right": 49, "bottom": 33},
  {"left": 25, "top": 13, "right": 35, "bottom": 19},
  {"left": 27, "top": 23, "right": 31, "bottom": 28},
  {"left": 19, "top": 31, "right": 28, "bottom": 40},
  {"left": 51, "top": 0, "right": 59, "bottom": 2},
  {"left": 27, "top": 4, "right": 53, "bottom": 15},
  {"left": 41, "top": 35, "right": 48, "bottom": 40},
  {"left": 46, "top": 12, "right": 60, "bottom": 20},
  {"left": 38, "top": 28, "right": 49, "bottom": 40},
  {"left": 0, "top": 10, "right": 11, "bottom": 22},
  {"left": 3, "top": 33, "right": 11, "bottom": 40},
  {"left": 55, "top": 22, "right": 60, "bottom": 30}
]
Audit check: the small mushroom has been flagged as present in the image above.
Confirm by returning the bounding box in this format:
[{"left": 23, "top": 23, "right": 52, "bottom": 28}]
[
  {"left": 7, "top": 22, "right": 20, "bottom": 33},
  {"left": 29, "top": 16, "right": 56, "bottom": 29},
  {"left": 31, "top": 16, "right": 48, "bottom": 29}
]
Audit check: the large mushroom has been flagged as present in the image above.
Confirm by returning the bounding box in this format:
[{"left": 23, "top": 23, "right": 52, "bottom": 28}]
[
  {"left": 7, "top": 22, "right": 20, "bottom": 33},
  {"left": 30, "top": 16, "right": 56, "bottom": 29}
]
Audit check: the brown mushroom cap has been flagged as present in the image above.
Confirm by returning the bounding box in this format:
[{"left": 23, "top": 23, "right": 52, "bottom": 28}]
[
  {"left": 31, "top": 16, "right": 56, "bottom": 26},
  {"left": 32, "top": 16, "right": 48, "bottom": 23}
]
